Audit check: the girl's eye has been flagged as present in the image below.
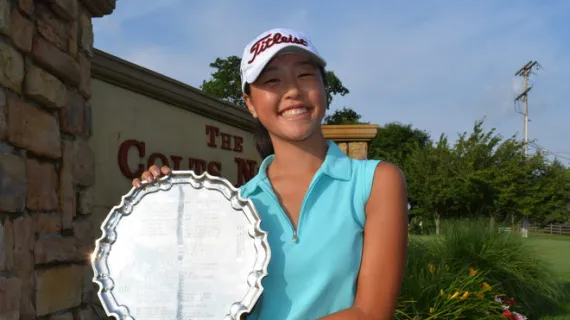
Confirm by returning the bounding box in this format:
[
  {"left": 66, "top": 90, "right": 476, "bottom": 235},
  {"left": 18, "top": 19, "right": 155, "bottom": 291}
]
[
  {"left": 299, "top": 73, "right": 314, "bottom": 78},
  {"left": 264, "top": 78, "right": 279, "bottom": 84}
]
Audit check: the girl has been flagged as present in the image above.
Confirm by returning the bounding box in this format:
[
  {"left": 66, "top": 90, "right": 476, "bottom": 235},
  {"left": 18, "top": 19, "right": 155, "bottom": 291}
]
[{"left": 133, "top": 28, "right": 408, "bottom": 320}]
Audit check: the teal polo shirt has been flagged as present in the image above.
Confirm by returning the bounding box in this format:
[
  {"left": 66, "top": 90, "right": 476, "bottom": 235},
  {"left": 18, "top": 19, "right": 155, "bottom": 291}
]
[{"left": 239, "top": 141, "right": 380, "bottom": 319}]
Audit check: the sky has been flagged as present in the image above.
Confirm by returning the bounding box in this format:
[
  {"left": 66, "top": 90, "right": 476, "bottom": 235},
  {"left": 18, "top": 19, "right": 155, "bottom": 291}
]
[{"left": 92, "top": 0, "right": 570, "bottom": 164}]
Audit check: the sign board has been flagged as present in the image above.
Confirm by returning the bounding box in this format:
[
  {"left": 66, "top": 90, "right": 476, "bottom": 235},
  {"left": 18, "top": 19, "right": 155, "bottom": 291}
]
[{"left": 89, "top": 77, "right": 261, "bottom": 230}]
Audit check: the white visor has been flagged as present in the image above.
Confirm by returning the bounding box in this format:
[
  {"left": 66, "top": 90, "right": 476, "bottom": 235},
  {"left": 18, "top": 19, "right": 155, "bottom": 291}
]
[{"left": 240, "top": 28, "right": 327, "bottom": 92}]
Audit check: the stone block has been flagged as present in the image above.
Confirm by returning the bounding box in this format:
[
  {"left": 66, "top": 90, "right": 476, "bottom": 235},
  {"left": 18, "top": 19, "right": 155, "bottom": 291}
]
[
  {"left": 0, "top": 0, "right": 11, "bottom": 36},
  {"left": 84, "top": 103, "right": 92, "bottom": 137},
  {"left": 79, "top": 12, "right": 93, "bottom": 57},
  {"left": 10, "top": 9, "right": 33, "bottom": 52},
  {"left": 59, "top": 91, "right": 84, "bottom": 135},
  {"left": 12, "top": 216, "right": 34, "bottom": 276},
  {"left": 74, "top": 139, "right": 95, "bottom": 186},
  {"left": 12, "top": 216, "right": 35, "bottom": 318},
  {"left": 78, "top": 187, "right": 92, "bottom": 215},
  {"left": 34, "top": 237, "right": 78, "bottom": 264},
  {"left": 81, "top": 265, "right": 95, "bottom": 303},
  {"left": 69, "top": 18, "right": 78, "bottom": 57},
  {"left": 34, "top": 213, "right": 63, "bottom": 234},
  {"left": 26, "top": 158, "right": 59, "bottom": 211},
  {"left": 78, "top": 53, "right": 91, "bottom": 97},
  {"left": 337, "top": 142, "right": 348, "bottom": 155},
  {"left": 25, "top": 65, "right": 68, "bottom": 109},
  {"left": 77, "top": 306, "right": 99, "bottom": 320},
  {"left": 32, "top": 36, "right": 80, "bottom": 85},
  {"left": 73, "top": 219, "right": 93, "bottom": 261},
  {"left": 49, "top": 0, "right": 78, "bottom": 21},
  {"left": 0, "top": 277, "right": 21, "bottom": 320},
  {"left": 50, "top": 312, "right": 74, "bottom": 320},
  {"left": 60, "top": 140, "right": 76, "bottom": 230},
  {"left": 7, "top": 96, "right": 62, "bottom": 159},
  {"left": 35, "top": 265, "right": 84, "bottom": 316},
  {"left": 0, "top": 43, "right": 24, "bottom": 93},
  {"left": 37, "top": 4, "right": 72, "bottom": 53},
  {"left": 348, "top": 142, "right": 368, "bottom": 160},
  {"left": 0, "top": 218, "right": 14, "bottom": 271},
  {"left": 0, "top": 154, "right": 26, "bottom": 212},
  {"left": 0, "top": 88, "right": 6, "bottom": 140},
  {"left": 18, "top": 0, "right": 34, "bottom": 16}
]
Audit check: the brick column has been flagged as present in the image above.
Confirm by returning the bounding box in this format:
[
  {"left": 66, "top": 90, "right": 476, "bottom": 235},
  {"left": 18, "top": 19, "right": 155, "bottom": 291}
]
[
  {"left": 322, "top": 124, "right": 379, "bottom": 160},
  {"left": 0, "top": 1, "right": 115, "bottom": 319}
]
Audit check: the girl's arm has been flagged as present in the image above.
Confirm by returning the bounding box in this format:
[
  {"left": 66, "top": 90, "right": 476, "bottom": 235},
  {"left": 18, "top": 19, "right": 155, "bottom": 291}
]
[{"left": 320, "top": 162, "right": 409, "bottom": 320}]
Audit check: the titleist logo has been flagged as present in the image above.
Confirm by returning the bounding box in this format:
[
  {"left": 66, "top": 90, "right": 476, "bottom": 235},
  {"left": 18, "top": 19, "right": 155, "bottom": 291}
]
[{"left": 248, "top": 33, "right": 309, "bottom": 64}]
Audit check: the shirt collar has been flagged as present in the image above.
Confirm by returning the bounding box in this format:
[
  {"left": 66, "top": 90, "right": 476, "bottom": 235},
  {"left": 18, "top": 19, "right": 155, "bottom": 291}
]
[{"left": 241, "top": 140, "right": 352, "bottom": 196}]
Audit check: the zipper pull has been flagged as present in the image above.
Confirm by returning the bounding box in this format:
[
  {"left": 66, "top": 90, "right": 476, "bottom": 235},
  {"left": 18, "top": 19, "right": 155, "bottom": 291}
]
[{"left": 292, "top": 231, "right": 298, "bottom": 243}]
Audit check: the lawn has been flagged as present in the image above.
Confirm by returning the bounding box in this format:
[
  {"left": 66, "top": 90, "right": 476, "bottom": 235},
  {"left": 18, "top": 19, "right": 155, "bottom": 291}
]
[
  {"left": 528, "top": 234, "right": 570, "bottom": 320},
  {"left": 529, "top": 234, "right": 570, "bottom": 282}
]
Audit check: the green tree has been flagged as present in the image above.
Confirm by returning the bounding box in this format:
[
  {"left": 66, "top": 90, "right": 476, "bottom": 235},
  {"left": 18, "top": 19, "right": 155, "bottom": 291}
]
[
  {"left": 405, "top": 134, "right": 464, "bottom": 235},
  {"left": 368, "top": 122, "right": 432, "bottom": 168},
  {"left": 200, "top": 55, "right": 349, "bottom": 108},
  {"left": 200, "top": 56, "right": 243, "bottom": 107},
  {"left": 323, "top": 107, "right": 365, "bottom": 125}
]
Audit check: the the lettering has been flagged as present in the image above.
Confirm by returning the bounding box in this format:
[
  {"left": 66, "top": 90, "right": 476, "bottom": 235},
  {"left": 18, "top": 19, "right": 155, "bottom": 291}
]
[
  {"left": 248, "top": 33, "right": 309, "bottom": 64},
  {"left": 233, "top": 136, "right": 243, "bottom": 152},
  {"left": 118, "top": 139, "right": 145, "bottom": 179},
  {"left": 205, "top": 125, "right": 219, "bottom": 148},
  {"left": 117, "top": 136, "right": 257, "bottom": 186},
  {"left": 170, "top": 155, "right": 182, "bottom": 170},
  {"left": 235, "top": 157, "right": 257, "bottom": 186},
  {"left": 220, "top": 132, "right": 232, "bottom": 150},
  {"left": 205, "top": 125, "right": 244, "bottom": 153}
]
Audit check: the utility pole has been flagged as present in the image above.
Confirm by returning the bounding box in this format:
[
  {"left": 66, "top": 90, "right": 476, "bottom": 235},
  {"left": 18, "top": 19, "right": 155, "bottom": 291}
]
[{"left": 514, "top": 60, "right": 540, "bottom": 238}]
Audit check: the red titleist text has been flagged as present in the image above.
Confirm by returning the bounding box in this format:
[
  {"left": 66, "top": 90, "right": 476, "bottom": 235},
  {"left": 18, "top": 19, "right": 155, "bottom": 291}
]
[{"left": 248, "top": 33, "right": 308, "bottom": 64}]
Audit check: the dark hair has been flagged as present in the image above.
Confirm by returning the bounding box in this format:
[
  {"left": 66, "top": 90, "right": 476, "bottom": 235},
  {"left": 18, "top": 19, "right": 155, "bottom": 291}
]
[{"left": 246, "top": 65, "right": 328, "bottom": 159}]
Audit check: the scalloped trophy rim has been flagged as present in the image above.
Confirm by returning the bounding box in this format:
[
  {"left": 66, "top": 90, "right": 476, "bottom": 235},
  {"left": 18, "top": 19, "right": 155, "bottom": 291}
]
[{"left": 90, "top": 170, "right": 271, "bottom": 320}]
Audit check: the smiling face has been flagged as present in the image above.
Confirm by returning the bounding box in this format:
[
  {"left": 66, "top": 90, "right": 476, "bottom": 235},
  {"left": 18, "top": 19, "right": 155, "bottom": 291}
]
[{"left": 244, "top": 53, "right": 327, "bottom": 144}]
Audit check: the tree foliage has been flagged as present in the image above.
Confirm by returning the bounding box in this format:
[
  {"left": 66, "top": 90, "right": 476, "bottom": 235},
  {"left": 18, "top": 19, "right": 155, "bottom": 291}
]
[
  {"left": 369, "top": 119, "right": 570, "bottom": 233},
  {"left": 200, "top": 56, "right": 244, "bottom": 107},
  {"left": 200, "top": 55, "right": 349, "bottom": 109},
  {"left": 323, "top": 107, "right": 365, "bottom": 125}
]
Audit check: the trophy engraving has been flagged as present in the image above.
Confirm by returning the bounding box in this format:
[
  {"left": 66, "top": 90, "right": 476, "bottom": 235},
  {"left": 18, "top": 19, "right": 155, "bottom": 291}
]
[{"left": 91, "top": 171, "right": 270, "bottom": 320}]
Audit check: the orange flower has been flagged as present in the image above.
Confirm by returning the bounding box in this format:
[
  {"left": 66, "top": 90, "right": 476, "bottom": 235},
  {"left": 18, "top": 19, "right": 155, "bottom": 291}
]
[
  {"left": 428, "top": 264, "right": 436, "bottom": 274},
  {"left": 481, "top": 282, "right": 492, "bottom": 291},
  {"left": 469, "top": 267, "right": 478, "bottom": 276},
  {"left": 460, "top": 291, "right": 469, "bottom": 300}
]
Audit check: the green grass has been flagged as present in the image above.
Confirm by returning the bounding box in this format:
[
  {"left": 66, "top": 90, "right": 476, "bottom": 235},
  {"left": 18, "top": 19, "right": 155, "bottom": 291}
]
[
  {"left": 528, "top": 234, "right": 570, "bottom": 281},
  {"left": 527, "top": 234, "right": 570, "bottom": 320},
  {"left": 412, "top": 233, "right": 570, "bottom": 320}
]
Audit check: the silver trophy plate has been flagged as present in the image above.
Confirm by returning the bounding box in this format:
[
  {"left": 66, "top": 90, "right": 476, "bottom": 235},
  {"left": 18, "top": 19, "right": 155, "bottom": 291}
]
[{"left": 91, "top": 171, "right": 270, "bottom": 320}]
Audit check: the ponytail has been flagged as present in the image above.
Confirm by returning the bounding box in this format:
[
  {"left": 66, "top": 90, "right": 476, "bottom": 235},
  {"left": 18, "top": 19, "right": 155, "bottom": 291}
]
[{"left": 254, "top": 119, "right": 274, "bottom": 159}]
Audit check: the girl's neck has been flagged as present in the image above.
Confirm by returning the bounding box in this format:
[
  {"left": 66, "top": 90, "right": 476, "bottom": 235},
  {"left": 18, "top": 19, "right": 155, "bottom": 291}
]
[{"left": 269, "top": 132, "right": 328, "bottom": 176}]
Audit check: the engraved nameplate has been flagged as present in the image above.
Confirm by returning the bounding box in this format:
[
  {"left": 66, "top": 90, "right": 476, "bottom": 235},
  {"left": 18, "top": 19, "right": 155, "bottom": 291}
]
[{"left": 91, "top": 171, "right": 270, "bottom": 320}]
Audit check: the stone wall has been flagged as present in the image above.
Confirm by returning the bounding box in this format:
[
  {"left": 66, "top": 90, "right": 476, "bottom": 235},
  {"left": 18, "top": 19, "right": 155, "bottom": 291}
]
[
  {"left": 322, "top": 124, "right": 378, "bottom": 160},
  {"left": 0, "top": 0, "right": 115, "bottom": 319}
]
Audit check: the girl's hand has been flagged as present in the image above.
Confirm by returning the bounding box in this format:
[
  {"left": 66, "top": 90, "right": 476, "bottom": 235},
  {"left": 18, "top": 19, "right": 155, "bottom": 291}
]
[{"left": 131, "top": 165, "right": 172, "bottom": 188}]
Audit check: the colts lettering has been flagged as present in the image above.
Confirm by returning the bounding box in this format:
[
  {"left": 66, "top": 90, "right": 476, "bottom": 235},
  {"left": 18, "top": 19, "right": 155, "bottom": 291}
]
[
  {"left": 116, "top": 125, "right": 258, "bottom": 186},
  {"left": 248, "top": 33, "right": 309, "bottom": 64}
]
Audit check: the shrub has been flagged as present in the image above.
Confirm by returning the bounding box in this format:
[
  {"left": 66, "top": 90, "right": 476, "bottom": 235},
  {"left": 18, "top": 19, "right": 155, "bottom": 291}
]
[
  {"left": 396, "top": 240, "right": 506, "bottom": 319},
  {"left": 428, "top": 219, "right": 567, "bottom": 318}
]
